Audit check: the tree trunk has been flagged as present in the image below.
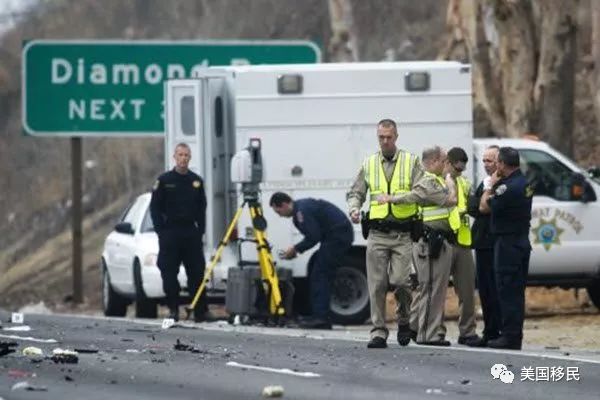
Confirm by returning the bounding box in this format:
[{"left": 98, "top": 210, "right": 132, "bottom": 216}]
[
  {"left": 533, "top": 0, "right": 578, "bottom": 156},
  {"left": 327, "top": 0, "right": 359, "bottom": 62},
  {"left": 492, "top": 0, "right": 538, "bottom": 137},
  {"left": 592, "top": 0, "right": 600, "bottom": 134},
  {"left": 459, "top": 0, "right": 506, "bottom": 136}
]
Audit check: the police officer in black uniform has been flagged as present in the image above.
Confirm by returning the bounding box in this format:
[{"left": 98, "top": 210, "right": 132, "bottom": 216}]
[
  {"left": 467, "top": 145, "right": 502, "bottom": 347},
  {"left": 150, "top": 143, "right": 207, "bottom": 322},
  {"left": 270, "top": 192, "right": 354, "bottom": 330},
  {"left": 480, "top": 147, "right": 533, "bottom": 350}
]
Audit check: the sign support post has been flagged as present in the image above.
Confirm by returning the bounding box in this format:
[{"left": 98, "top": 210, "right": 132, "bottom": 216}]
[{"left": 71, "top": 137, "right": 83, "bottom": 304}]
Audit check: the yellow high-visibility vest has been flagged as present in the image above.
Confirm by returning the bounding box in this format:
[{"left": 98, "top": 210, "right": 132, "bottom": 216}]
[
  {"left": 420, "top": 172, "right": 460, "bottom": 231},
  {"left": 456, "top": 176, "right": 472, "bottom": 246},
  {"left": 364, "top": 151, "right": 418, "bottom": 219}
]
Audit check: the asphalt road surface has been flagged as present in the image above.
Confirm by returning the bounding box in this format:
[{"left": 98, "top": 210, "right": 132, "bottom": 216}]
[{"left": 1, "top": 311, "right": 599, "bottom": 399}]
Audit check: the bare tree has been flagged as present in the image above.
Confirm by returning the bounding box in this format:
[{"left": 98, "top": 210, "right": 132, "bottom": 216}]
[
  {"left": 443, "top": 0, "right": 578, "bottom": 155},
  {"left": 592, "top": 0, "right": 600, "bottom": 131},
  {"left": 534, "top": 0, "right": 578, "bottom": 156},
  {"left": 327, "top": 0, "right": 359, "bottom": 61}
]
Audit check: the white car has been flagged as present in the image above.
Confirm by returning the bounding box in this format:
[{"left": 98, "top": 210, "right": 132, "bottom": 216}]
[{"left": 101, "top": 192, "right": 192, "bottom": 318}]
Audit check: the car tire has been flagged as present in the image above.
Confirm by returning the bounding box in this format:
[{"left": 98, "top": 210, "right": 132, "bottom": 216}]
[
  {"left": 329, "top": 255, "right": 370, "bottom": 325},
  {"left": 102, "top": 259, "right": 128, "bottom": 317},
  {"left": 586, "top": 279, "right": 600, "bottom": 310},
  {"left": 133, "top": 259, "right": 158, "bottom": 319}
]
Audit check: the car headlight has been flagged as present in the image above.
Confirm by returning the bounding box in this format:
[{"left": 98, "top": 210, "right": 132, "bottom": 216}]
[{"left": 143, "top": 253, "right": 158, "bottom": 267}]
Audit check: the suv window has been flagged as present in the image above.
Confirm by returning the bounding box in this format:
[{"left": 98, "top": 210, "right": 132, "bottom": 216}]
[{"left": 519, "top": 149, "right": 577, "bottom": 201}]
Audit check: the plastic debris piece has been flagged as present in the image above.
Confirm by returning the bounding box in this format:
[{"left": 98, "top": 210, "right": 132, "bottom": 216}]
[
  {"left": 11, "top": 381, "right": 47, "bottom": 392},
  {"left": 51, "top": 348, "right": 79, "bottom": 364},
  {"left": 0, "top": 341, "right": 18, "bottom": 357},
  {"left": 23, "top": 346, "right": 43, "bottom": 356},
  {"left": 8, "top": 369, "right": 33, "bottom": 378},
  {"left": 262, "top": 385, "right": 284, "bottom": 398},
  {"left": 162, "top": 319, "right": 175, "bottom": 329},
  {"left": 11, "top": 313, "right": 24, "bottom": 324}
]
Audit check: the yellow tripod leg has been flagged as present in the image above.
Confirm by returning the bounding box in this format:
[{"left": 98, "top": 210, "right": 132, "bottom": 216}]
[
  {"left": 186, "top": 205, "right": 245, "bottom": 319},
  {"left": 249, "top": 205, "right": 285, "bottom": 316}
]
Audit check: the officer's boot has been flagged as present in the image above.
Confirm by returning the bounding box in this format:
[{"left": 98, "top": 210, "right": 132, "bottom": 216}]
[{"left": 168, "top": 300, "right": 179, "bottom": 322}]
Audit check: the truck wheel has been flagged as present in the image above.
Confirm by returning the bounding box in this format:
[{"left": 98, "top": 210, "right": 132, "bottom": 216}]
[
  {"left": 133, "top": 259, "right": 158, "bottom": 319},
  {"left": 102, "top": 259, "right": 129, "bottom": 317},
  {"left": 329, "top": 255, "right": 370, "bottom": 325},
  {"left": 586, "top": 279, "right": 600, "bottom": 310}
]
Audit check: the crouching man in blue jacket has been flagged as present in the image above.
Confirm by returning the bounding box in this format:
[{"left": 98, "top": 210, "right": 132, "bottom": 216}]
[{"left": 270, "top": 192, "right": 354, "bottom": 329}]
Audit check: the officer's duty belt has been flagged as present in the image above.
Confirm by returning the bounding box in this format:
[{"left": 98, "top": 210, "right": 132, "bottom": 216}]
[
  {"left": 369, "top": 219, "right": 413, "bottom": 233},
  {"left": 424, "top": 227, "right": 456, "bottom": 245}
]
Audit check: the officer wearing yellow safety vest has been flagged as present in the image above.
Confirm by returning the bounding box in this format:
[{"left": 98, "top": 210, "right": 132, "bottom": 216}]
[
  {"left": 437, "top": 147, "right": 481, "bottom": 347},
  {"left": 378, "top": 146, "right": 459, "bottom": 345},
  {"left": 347, "top": 119, "right": 424, "bottom": 349}
]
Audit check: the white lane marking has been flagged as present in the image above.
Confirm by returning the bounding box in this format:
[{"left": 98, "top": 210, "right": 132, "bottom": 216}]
[
  {"left": 2, "top": 325, "right": 31, "bottom": 331},
  {"left": 0, "top": 333, "right": 58, "bottom": 343},
  {"left": 226, "top": 361, "right": 321, "bottom": 378}
]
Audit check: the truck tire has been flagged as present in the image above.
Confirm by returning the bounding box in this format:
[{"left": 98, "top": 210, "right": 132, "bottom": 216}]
[
  {"left": 329, "top": 255, "right": 370, "bottom": 325},
  {"left": 133, "top": 259, "right": 158, "bottom": 319},
  {"left": 102, "top": 259, "right": 129, "bottom": 317},
  {"left": 586, "top": 279, "right": 600, "bottom": 310}
]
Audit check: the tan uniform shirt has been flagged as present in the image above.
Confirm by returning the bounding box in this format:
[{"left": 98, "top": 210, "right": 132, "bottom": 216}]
[
  {"left": 346, "top": 149, "right": 424, "bottom": 222},
  {"left": 392, "top": 173, "right": 452, "bottom": 232}
]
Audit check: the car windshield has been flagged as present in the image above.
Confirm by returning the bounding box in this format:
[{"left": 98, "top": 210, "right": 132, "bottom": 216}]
[{"left": 140, "top": 208, "right": 155, "bottom": 233}]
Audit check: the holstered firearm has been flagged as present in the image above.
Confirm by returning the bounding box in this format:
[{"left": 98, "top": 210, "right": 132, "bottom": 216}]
[
  {"left": 426, "top": 229, "right": 445, "bottom": 260},
  {"left": 360, "top": 211, "right": 370, "bottom": 239}
]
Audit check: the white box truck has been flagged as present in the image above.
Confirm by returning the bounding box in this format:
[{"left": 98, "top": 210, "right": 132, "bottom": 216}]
[{"left": 163, "top": 61, "right": 600, "bottom": 324}]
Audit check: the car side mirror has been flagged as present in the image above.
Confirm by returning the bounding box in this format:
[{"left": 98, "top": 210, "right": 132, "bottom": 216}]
[
  {"left": 571, "top": 173, "right": 596, "bottom": 203},
  {"left": 114, "top": 222, "right": 135, "bottom": 235}
]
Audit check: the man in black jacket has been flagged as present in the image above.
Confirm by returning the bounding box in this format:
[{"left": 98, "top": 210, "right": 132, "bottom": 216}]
[
  {"left": 150, "top": 143, "right": 207, "bottom": 322},
  {"left": 467, "top": 145, "right": 501, "bottom": 346}
]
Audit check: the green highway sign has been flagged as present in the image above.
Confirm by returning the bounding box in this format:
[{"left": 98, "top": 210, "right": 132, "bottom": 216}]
[{"left": 22, "top": 40, "right": 321, "bottom": 137}]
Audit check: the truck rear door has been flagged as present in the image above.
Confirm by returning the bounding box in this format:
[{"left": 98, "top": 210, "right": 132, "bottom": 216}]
[{"left": 164, "top": 77, "right": 234, "bottom": 289}]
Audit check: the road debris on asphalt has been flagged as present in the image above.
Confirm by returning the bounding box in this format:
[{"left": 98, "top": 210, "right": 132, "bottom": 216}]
[
  {"left": 262, "top": 385, "right": 284, "bottom": 398},
  {"left": 10, "top": 381, "right": 47, "bottom": 392},
  {"left": 173, "top": 338, "right": 207, "bottom": 354},
  {"left": 8, "top": 369, "right": 35, "bottom": 378},
  {"left": 51, "top": 348, "right": 79, "bottom": 364},
  {"left": 22, "top": 346, "right": 44, "bottom": 356},
  {"left": 73, "top": 347, "right": 99, "bottom": 354},
  {"left": 0, "top": 341, "right": 17, "bottom": 357},
  {"left": 10, "top": 313, "right": 24, "bottom": 324}
]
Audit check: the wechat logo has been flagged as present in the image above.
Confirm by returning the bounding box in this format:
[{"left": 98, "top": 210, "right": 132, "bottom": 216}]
[{"left": 491, "top": 363, "right": 515, "bottom": 384}]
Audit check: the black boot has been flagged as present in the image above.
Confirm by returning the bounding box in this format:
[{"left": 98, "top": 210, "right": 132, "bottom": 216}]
[
  {"left": 367, "top": 336, "right": 387, "bottom": 349},
  {"left": 458, "top": 334, "right": 483, "bottom": 347},
  {"left": 167, "top": 300, "right": 179, "bottom": 322},
  {"left": 487, "top": 336, "right": 522, "bottom": 350},
  {"left": 396, "top": 324, "right": 412, "bottom": 346},
  {"left": 298, "top": 317, "right": 332, "bottom": 330}
]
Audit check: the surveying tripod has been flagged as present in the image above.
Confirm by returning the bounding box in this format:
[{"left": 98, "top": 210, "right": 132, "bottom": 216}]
[{"left": 185, "top": 197, "right": 286, "bottom": 320}]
